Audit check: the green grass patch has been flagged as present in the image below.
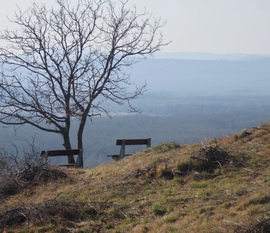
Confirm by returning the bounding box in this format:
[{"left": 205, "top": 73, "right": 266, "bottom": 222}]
[{"left": 192, "top": 182, "right": 208, "bottom": 189}]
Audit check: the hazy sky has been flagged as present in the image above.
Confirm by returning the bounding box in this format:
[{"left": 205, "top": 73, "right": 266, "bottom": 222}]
[{"left": 1, "top": 0, "right": 270, "bottom": 54}]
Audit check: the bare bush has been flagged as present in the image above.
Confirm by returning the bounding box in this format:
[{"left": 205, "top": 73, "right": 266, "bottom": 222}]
[
  {"left": 0, "top": 176, "right": 20, "bottom": 197},
  {"left": 0, "top": 163, "right": 68, "bottom": 200},
  {"left": 234, "top": 218, "right": 270, "bottom": 233},
  {"left": 0, "top": 199, "right": 101, "bottom": 230},
  {"left": 0, "top": 143, "right": 68, "bottom": 200},
  {"left": 190, "top": 141, "right": 230, "bottom": 172}
]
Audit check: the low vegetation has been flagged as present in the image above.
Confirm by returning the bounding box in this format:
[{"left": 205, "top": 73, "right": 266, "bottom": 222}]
[{"left": 1, "top": 123, "right": 270, "bottom": 232}]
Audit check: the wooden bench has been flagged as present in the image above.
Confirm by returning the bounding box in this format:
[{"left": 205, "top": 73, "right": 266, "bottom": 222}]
[
  {"left": 40, "top": 149, "right": 83, "bottom": 168},
  {"left": 108, "top": 138, "right": 151, "bottom": 161}
]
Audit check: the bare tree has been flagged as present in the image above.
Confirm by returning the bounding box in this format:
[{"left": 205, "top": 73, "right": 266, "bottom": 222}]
[{"left": 0, "top": 0, "right": 168, "bottom": 167}]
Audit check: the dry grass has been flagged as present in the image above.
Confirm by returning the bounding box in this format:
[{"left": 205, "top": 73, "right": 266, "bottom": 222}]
[{"left": 1, "top": 124, "right": 270, "bottom": 232}]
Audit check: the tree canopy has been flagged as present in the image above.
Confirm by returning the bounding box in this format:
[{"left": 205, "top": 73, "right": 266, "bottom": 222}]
[{"left": 0, "top": 0, "right": 168, "bottom": 167}]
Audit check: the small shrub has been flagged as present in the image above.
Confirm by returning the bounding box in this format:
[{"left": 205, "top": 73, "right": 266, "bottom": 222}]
[
  {"left": 248, "top": 194, "right": 270, "bottom": 205},
  {"left": 18, "top": 163, "right": 68, "bottom": 184},
  {"left": 153, "top": 203, "right": 167, "bottom": 216},
  {"left": 105, "top": 222, "right": 114, "bottom": 229},
  {"left": 247, "top": 205, "right": 262, "bottom": 216},
  {"left": 222, "top": 202, "right": 233, "bottom": 209},
  {"left": 256, "top": 129, "right": 268, "bottom": 137},
  {"left": 176, "top": 159, "right": 213, "bottom": 175},
  {"left": 173, "top": 176, "right": 184, "bottom": 184},
  {"left": 234, "top": 218, "right": 270, "bottom": 233},
  {"left": 160, "top": 169, "right": 174, "bottom": 180},
  {"left": 153, "top": 142, "right": 180, "bottom": 153},
  {"left": 0, "top": 176, "right": 20, "bottom": 197},
  {"left": 0, "top": 145, "right": 68, "bottom": 199},
  {"left": 235, "top": 129, "right": 251, "bottom": 140},
  {"left": 176, "top": 160, "right": 192, "bottom": 173},
  {"left": 157, "top": 164, "right": 174, "bottom": 180},
  {"left": 167, "top": 226, "right": 179, "bottom": 233},
  {"left": 199, "top": 207, "right": 214, "bottom": 215},
  {"left": 152, "top": 157, "right": 162, "bottom": 165},
  {"left": 164, "top": 212, "right": 180, "bottom": 223},
  {"left": 0, "top": 200, "right": 96, "bottom": 229},
  {"left": 0, "top": 162, "right": 68, "bottom": 199}
]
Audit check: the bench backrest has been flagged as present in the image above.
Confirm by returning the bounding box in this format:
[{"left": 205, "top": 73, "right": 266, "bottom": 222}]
[
  {"left": 108, "top": 138, "right": 152, "bottom": 161},
  {"left": 40, "top": 149, "right": 83, "bottom": 168},
  {"left": 116, "top": 138, "right": 151, "bottom": 147},
  {"left": 40, "top": 149, "right": 80, "bottom": 157}
]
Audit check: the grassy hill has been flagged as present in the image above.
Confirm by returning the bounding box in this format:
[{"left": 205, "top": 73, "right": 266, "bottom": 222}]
[{"left": 1, "top": 123, "right": 270, "bottom": 232}]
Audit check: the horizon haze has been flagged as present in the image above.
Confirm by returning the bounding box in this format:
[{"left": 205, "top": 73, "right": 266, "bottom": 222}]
[{"left": 0, "top": 0, "right": 270, "bottom": 54}]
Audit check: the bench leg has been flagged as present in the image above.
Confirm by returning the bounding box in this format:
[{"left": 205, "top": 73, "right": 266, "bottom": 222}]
[
  {"left": 40, "top": 151, "right": 49, "bottom": 163},
  {"left": 75, "top": 149, "right": 83, "bottom": 168},
  {"left": 147, "top": 138, "right": 151, "bottom": 148},
  {"left": 119, "top": 140, "right": 126, "bottom": 160}
]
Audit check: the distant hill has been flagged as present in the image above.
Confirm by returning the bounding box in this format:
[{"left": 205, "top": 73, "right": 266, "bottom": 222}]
[
  {"left": 1, "top": 123, "right": 270, "bottom": 232},
  {"left": 131, "top": 56, "right": 270, "bottom": 94},
  {"left": 154, "top": 52, "right": 270, "bottom": 60}
]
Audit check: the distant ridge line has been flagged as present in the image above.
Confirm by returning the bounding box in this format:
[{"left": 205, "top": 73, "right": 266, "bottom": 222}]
[{"left": 154, "top": 52, "right": 270, "bottom": 61}]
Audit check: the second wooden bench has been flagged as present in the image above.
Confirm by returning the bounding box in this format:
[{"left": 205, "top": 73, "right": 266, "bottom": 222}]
[{"left": 108, "top": 138, "right": 151, "bottom": 161}]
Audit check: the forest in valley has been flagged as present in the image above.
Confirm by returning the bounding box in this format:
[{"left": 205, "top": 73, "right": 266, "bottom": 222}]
[{"left": 1, "top": 92, "right": 270, "bottom": 168}]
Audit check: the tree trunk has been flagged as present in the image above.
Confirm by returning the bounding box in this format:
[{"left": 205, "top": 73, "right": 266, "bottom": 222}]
[
  {"left": 76, "top": 130, "right": 84, "bottom": 168},
  {"left": 76, "top": 115, "right": 87, "bottom": 168},
  {"left": 77, "top": 125, "right": 84, "bottom": 150},
  {"left": 63, "top": 133, "right": 76, "bottom": 164}
]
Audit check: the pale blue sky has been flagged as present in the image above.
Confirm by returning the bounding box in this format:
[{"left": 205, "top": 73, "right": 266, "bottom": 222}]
[{"left": 1, "top": 0, "right": 270, "bottom": 54}]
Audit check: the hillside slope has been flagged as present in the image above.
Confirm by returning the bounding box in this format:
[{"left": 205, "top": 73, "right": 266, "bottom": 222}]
[{"left": 1, "top": 123, "right": 270, "bottom": 232}]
